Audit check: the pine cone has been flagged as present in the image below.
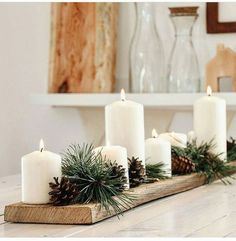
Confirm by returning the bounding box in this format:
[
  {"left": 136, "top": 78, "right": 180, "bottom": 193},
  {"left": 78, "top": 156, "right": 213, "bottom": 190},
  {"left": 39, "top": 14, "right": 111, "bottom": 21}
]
[
  {"left": 49, "top": 177, "right": 79, "bottom": 206},
  {"left": 128, "top": 157, "right": 145, "bottom": 188},
  {"left": 106, "top": 162, "right": 127, "bottom": 192},
  {"left": 172, "top": 156, "right": 195, "bottom": 175}
]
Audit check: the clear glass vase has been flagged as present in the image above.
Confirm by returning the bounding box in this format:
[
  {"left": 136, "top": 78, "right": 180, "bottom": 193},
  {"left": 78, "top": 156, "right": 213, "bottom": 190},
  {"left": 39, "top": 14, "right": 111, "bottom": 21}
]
[
  {"left": 167, "top": 7, "right": 200, "bottom": 93},
  {"left": 129, "top": 3, "right": 165, "bottom": 93}
]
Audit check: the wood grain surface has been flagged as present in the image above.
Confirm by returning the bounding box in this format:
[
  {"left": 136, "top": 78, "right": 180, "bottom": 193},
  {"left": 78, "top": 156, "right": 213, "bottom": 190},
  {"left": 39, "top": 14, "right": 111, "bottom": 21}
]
[
  {"left": 206, "top": 44, "right": 236, "bottom": 92},
  {"left": 48, "top": 3, "right": 118, "bottom": 93},
  {"left": 4, "top": 173, "right": 208, "bottom": 224}
]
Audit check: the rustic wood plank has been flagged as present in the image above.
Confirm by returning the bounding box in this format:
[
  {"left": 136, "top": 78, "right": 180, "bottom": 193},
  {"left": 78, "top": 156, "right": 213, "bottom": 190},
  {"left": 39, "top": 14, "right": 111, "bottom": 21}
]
[
  {"left": 48, "top": 3, "right": 118, "bottom": 93},
  {"left": 4, "top": 173, "right": 207, "bottom": 224},
  {"left": 1, "top": 174, "right": 236, "bottom": 237}
]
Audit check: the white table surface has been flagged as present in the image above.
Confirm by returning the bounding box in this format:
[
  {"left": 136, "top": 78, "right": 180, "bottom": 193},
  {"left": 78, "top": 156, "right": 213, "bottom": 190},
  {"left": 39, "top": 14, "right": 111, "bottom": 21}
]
[{"left": 1, "top": 174, "right": 236, "bottom": 237}]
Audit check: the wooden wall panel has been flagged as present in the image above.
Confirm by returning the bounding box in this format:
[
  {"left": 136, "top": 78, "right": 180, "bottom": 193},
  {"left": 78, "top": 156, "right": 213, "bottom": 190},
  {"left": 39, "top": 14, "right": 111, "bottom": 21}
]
[{"left": 48, "top": 3, "right": 118, "bottom": 93}]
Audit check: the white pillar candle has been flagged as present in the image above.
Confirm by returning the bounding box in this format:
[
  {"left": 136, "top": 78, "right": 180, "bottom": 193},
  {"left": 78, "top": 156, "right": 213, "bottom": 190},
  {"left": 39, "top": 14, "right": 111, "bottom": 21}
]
[
  {"left": 145, "top": 129, "right": 172, "bottom": 177},
  {"left": 94, "top": 145, "right": 129, "bottom": 189},
  {"left": 105, "top": 89, "right": 145, "bottom": 166},
  {"left": 159, "top": 132, "right": 187, "bottom": 148},
  {"left": 21, "top": 140, "right": 62, "bottom": 204},
  {"left": 194, "top": 86, "right": 226, "bottom": 160}
]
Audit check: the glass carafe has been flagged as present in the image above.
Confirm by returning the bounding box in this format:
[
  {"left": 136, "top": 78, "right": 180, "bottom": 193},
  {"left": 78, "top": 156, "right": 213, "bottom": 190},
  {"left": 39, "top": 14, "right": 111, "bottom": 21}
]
[
  {"left": 167, "top": 7, "right": 200, "bottom": 93},
  {"left": 129, "top": 3, "right": 165, "bottom": 93}
]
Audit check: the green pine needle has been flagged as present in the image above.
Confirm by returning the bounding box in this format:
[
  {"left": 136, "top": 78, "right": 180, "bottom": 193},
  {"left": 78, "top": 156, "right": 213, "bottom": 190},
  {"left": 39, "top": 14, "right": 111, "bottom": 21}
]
[
  {"left": 61, "top": 143, "right": 134, "bottom": 215},
  {"left": 146, "top": 162, "right": 170, "bottom": 180},
  {"left": 172, "top": 139, "right": 236, "bottom": 184}
]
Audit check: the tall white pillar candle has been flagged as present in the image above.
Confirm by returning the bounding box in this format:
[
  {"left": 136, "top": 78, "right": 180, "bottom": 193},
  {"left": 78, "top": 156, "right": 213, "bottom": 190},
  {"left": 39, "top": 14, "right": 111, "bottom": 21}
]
[
  {"left": 105, "top": 89, "right": 145, "bottom": 166},
  {"left": 94, "top": 145, "right": 129, "bottom": 188},
  {"left": 145, "top": 129, "right": 172, "bottom": 177},
  {"left": 193, "top": 86, "right": 226, "bottom": 160},
  {"left": 21, "top": 140, "right": 62, "bottom": 204}
]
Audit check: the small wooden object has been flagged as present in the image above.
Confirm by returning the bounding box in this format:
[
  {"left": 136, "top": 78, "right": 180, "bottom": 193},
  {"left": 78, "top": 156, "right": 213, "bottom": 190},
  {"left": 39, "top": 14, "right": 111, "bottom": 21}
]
[
  {"left": 49, "top": 3, "right": 118, "bottom": 93},
  {"left": 206, "top": 44, "right": 236, "bottom": 92}
]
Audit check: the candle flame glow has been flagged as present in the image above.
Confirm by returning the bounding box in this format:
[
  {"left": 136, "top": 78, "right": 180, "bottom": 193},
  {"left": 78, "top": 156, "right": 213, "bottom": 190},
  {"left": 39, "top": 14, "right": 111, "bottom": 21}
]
[
  {"left": 207, "top": 86, "right": 212, "bottom": 96},
  {"left": 39, "top": 139, "right": 44, "bottom": 152},
  {"left": 152, "top": 129, "right": 158, "bottom": 138},
  {"left": 121, "top": 88, "right": 126, "bottom": 101}
]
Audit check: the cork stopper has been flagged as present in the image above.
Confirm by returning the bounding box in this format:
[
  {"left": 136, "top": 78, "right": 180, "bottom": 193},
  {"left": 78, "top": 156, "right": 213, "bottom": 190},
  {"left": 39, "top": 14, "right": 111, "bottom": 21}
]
[{"left": 169, "top": 6, "right": 199, "bottom": 17}]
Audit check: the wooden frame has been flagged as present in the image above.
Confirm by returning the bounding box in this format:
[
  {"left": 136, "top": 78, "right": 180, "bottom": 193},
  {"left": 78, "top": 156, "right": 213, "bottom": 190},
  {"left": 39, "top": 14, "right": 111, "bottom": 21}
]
[{"left": 207, "top": 3, "right": 236, "bottom": 33}]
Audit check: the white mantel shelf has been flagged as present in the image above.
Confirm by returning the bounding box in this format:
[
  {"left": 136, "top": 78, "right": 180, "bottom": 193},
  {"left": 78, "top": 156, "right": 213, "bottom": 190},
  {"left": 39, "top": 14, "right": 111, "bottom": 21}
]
[{"left": 31, "top": 93, "right": 236, "bottom": 110}]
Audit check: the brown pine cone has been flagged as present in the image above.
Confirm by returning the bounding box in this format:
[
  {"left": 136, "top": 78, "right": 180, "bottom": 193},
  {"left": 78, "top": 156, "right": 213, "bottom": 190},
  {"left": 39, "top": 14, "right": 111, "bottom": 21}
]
[
  {"left": 106, "top": 162, "right": 127, "bottom": 192},
  {"left": 128, "top": 156, "right": 145, "bottom": 188},
  {"left": 49, "top": 177, "right": 79, "bottom": 206},
  {"left": 172, "top": 156, "right": 195, "bottom": 175}
]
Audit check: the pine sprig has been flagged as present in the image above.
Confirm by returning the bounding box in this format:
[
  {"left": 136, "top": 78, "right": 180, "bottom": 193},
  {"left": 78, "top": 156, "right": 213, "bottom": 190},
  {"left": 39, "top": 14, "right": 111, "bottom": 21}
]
[
  {"left": 172, "top": 140, "right": 236, "bottom": 184},
  {"left": 61, "top": 143, "right": 134, "bottom": 215},
  {"left": 146, "top": 162, "right": 170, "bottom": 180}
]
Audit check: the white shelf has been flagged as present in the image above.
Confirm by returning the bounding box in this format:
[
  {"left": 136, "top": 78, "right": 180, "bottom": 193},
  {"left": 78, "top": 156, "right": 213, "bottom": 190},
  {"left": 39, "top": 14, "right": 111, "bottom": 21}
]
[{"left": 31, "top": 93, "right": 236, "bottom": 110}]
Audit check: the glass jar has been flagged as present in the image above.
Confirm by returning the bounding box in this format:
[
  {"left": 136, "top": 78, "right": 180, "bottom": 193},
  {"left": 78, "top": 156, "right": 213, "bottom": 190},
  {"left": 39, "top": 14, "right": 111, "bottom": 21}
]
[
  {"left": 129, "top": 3, "right": 165, "bottom": 93},
  {"left": 167, "top": 7, "right": 200, "bottom": 93}
]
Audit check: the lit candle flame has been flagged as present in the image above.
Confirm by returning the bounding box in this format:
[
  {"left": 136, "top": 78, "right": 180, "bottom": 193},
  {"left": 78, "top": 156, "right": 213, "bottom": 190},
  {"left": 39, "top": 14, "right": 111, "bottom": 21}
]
[
  {"left": 121, "top": 88, "right": 126, "bottom": 101},
  {"left": 152, "top": 129, "right": 158, "bottom": 138},
  {"left": 39, "top": 139, "right": 44, "bottom": 152},
  {"left": 207, "top": 86, "right": 212, "bottom": 96}
]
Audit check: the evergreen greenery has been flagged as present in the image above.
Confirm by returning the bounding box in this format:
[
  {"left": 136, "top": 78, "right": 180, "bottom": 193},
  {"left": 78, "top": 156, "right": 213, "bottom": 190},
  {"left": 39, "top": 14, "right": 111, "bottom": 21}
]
[
  {"left": 172, "top": 140, "right": 236, "bottom": 184},
  {"left": 146, "top": 162, "right": 170, "bottom": 179},
  {"left": 62, "top": 143, "right": 134, "bottom": 215}
]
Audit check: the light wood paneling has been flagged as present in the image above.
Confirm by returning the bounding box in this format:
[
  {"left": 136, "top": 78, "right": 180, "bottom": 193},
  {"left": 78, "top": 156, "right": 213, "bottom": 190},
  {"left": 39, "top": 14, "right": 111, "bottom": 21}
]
[{"left": 49, "top": 3, "right": 118, "bottom": 93}]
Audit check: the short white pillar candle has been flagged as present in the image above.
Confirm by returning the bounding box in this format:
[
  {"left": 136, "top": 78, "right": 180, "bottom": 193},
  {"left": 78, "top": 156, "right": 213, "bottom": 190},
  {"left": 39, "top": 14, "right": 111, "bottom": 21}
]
[
  {"left": 193, "top": 86, "right": 226, "bottom": 160},
  {"left": 145, "top": 129, "right": 172, "bottom": 177},
  {"left": 94, "top": 145, "right": 129, "bottom": 189},
  {"left": 21, "top": 139, "right": 62, "bottom": 204}
]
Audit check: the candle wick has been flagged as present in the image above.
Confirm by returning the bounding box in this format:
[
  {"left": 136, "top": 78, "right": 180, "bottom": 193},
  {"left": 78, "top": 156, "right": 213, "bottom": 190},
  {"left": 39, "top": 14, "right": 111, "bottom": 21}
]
[{"left": 40, "top": 148, "right": 43, "bottom": 152}]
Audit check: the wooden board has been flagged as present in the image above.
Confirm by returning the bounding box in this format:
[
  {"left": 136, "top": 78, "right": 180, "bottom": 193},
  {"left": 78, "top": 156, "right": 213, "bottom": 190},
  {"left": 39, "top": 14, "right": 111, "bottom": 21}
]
[
  {"left": 48, "top": 3, "right": 118, "bottom": 93},
  {"left": 5, "top": 162, "right": 236, "bottom": 225},
  {"left": 4, "top": 173, "right": 207, "bottom": 225}
]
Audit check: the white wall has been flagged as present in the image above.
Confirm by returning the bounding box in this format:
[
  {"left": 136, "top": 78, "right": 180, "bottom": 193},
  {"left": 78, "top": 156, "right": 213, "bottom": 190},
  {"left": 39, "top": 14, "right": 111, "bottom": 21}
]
[{"left": 1, "top": 2, "right": 236, "bottom": 177}]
